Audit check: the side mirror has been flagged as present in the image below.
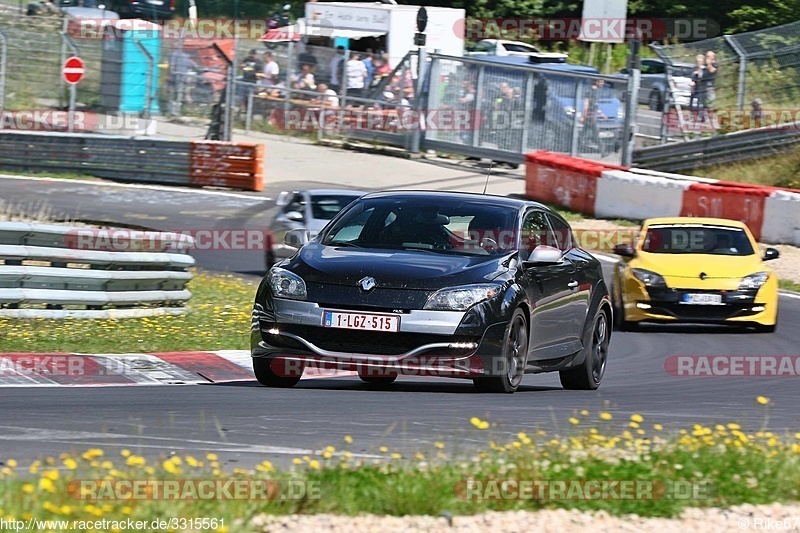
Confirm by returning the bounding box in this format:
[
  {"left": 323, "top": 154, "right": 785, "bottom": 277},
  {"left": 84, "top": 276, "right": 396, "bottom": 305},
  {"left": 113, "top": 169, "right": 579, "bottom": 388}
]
[
  {"left": 284, "top": 211, "right": 304, "bottom": 222},
  {"left": 763, "top": 247, "right": 780, "bottom": 261},
  {"left": 613, "top": 243, "right": 635, "bottom": 257},
  {"left": 619, "top": 68, "right": 630, "bottom": 75},
  {"left": 275, "top": 191, "right": 294, "bottom": 207},
  {"left": 284, "top": 228, "right": 309, "bottom": 249},
  {"left": 524, "top": 245, "right": 563, "bottom": 266}
]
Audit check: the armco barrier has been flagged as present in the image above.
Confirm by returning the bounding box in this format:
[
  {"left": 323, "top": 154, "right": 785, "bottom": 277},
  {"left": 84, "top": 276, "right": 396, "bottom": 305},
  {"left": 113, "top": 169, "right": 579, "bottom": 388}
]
[
  {"left": 0, "top": 131, "right": 264, "bottom": 192},
  {"left": 525, "top": 151, "right": 800, "bottom": 246},
  {"left": 0, "top": 222, "right": 195, "bottom": 318}
]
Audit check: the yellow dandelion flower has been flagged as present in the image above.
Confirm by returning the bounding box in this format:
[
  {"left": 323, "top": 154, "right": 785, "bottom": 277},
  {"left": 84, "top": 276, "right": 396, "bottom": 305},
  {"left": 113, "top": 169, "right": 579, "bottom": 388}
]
[
  {"left": 629, "top": 422, "right": 640, "bottom": 429},
  {"left": 391, "top": 453, "right": 402, "bottom": 459},
  {"left": 599, "top": 412, "right": 613, "bottom": 420},
  {"left": 308, "top": 460, "right": 320, "bottom": 470},
  {"left": 379, "top": 446, "right": 388, "bottom": 453},
  {"left": 22, "top": 484, "right": 34, "bottom": 494},
  {"left": 478, "top": 421, "right": 489, "bottom": 430},
  {"left": 580, "top": 410, "right": 589, "bottom": 416},
  {"left": 324, "top": 446, "right": 335, "bottom": 454},
  {"left": 756, "top": 396, "right": 770, "bottom": 405},
  {"left": 63, "top": 458, "right": 77, "bottom": 470},
  {"left": 470, "top": 417, "right": 482, "bottom": 427},
  {"left": 292, "top": 458, "right": 302, "bottom": 465},
  {"left": 569, "top": 417, "right": 580, "bottom": 425},
  {"left": 186, "top": 456, "right": 199, "bottom": 468},
  {"left": 206, "top": 453, "right": 218, "bottom": 461},
  {"left": 434, "top": 442, "right": 445, "bottom": 449},
  {"left": 162, "top": 461, "right": 180, "bottom": 475},
  {"left": 43, "top": 469, "right": 59, "bottom": 481},
  {"left": 344, "top": 435, "right": 353, "bottom": 444},
  {"left": 38, "top": 478, "right": 55, "bottom": 493},
  {"left": 653, "top": 424, "right": 663, "bottom": 431},
  {"left": 415, "top": 453, "right": 424, "bottom": 460},
  {"left": 630, "top": 414, "right": 643, "bottom": 423},
  {"left": 6, "top": 460, "right": 17, "bottom": 468},
  {"left": 322, "top": 452, "right": 332, "bottom": 459}
]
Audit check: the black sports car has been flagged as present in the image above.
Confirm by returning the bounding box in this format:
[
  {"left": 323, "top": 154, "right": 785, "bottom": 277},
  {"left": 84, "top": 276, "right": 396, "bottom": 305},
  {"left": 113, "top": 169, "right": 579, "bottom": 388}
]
[{"left": 251, "top": 191, "right": 612, "bottom": 393}]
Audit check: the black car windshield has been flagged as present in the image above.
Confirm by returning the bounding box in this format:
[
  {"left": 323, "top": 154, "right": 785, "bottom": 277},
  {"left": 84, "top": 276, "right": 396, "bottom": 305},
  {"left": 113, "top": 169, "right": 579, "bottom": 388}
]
[
  {"left": 321, "top": 197, "right": 518, "bottom": 255},
  {"left": 642, "top": 225, "right": 755, "bottom": 256},
  {"left": 310, "top": 195, "right": 361, "bottom": 221}
]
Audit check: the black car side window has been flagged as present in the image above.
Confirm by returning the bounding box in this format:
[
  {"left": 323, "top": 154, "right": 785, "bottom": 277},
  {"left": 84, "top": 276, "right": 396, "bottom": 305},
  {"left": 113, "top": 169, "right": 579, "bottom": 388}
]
[
  {"left": 521, "top": 210, "right": 556, "bottom": 259},
  {"left": 546, "top": 215, "right": 573, "bottom": 252}
]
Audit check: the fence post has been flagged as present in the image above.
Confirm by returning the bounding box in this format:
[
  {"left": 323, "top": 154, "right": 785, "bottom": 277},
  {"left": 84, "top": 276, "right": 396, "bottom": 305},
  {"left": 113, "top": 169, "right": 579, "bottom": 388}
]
[
  {"left": 569, "top": 78, "right": 582, "bottom": 157},
  {"left": 339, "top": 49, "right": 350, "bottom": 110},
  {"left": 284, "top": 40, "right": 295, "bottom": 116},
  {"left": 724, "top": 35, "right": 747, "bottom": 112},
  {"left": 409, "top": 48, "right": 427, "bottom": 154},
  {"left": 0, "top": 29, "right": 7, "bottom": 112},
  {"left": 621, "top": 34, "right": 641, "bottom": 166},
  {"left": 222, "top": 37, "right": 238, "bottom": 142},
  {"left": 470, "top": 65, "right": 484, "bottom": 149},
  {"left": 520, "top": 71, "right": 534, "bottom": 154},
  {"left": 62, "top": 34, "right": 80, "bottom": 133}
]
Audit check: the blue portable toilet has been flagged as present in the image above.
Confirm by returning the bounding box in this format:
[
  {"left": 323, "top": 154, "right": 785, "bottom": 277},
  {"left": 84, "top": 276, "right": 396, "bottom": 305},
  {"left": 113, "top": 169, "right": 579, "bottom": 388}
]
[{"left": 100, "top": 19, "right": 162, "bottom": 114}]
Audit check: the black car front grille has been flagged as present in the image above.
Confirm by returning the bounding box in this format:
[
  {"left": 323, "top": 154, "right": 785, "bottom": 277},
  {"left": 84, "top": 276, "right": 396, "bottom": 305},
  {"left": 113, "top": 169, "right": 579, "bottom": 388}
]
[{"left": 272, "top": 324, "right": 477, "bottom": 356}]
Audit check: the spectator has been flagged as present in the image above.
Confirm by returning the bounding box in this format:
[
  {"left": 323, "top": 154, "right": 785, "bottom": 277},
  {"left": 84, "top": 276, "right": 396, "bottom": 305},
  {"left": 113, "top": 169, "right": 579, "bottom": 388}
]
[
  {"left": 750, "top": 98, "right": 764, "bottom": 128},
  {"left": 291, "top": 64, "right": 317, "bottom": 94},
  {"left": 458, "top": 80, "right": 475, "bottom": 107},
  {"left": 329, "top": 46, "right": 346, "bottom": 92},
  {"left": 168, "top": 47, "right": 196, "bottom": 105},
  {"left": 580, "top": 79, "right": 607, "bottom": 149},
  {"left": 362, "top": 52, "right": 375, "bottom": 89},
  {"left": 298, "top": 46, "right": 318, "bottom": 71},
  {"left": 262, "top": 52, "right": 280, "bottom": 86},
  {"left": 346, "top": 52, "right": 368, "bottom": 100},
  {"left": 703, "top": 50, "right": 718, "bottom": 109},
  {"left": 373, "top": 54, "right": 392, "bottom": 81},
  {"left": 689, "top": 54, "right": 706, "bottom": 120},
  {"left": 314, "top": 83, "right": 340, "bottom": 108},
  {"left": 240, "top": 49, "right": 264, "bottom": 107}
]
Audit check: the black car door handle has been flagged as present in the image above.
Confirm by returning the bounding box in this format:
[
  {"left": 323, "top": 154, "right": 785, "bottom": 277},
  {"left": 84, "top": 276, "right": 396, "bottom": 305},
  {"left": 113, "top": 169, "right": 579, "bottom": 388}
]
[{"left": 567, "top": 281, "right": 579, "bottom": 290}]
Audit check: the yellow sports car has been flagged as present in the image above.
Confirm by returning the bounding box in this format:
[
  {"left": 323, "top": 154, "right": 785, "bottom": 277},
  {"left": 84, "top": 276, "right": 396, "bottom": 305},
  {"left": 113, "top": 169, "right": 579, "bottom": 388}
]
[{"left": 611, "top": 217, "right": 780, "bottom": 332}]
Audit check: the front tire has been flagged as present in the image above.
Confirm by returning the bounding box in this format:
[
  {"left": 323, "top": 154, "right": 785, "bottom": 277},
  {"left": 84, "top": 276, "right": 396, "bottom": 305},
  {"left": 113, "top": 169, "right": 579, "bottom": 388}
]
[
  {"left": 253, "top": 357, "right": 302, "bottom": 387},
  {"left": 560, "top": 308, "right": 610, "bottom": 390},
  {"left": 473, "top": 308, "right": 528, "bottom": 393}
]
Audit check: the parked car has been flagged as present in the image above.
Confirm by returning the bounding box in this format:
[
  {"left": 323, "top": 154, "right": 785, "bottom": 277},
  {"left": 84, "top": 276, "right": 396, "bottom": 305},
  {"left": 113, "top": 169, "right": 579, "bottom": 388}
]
[
  {"left": 252, "top": 191, "right": 613, "bottom": 392},
  {"left": 102, "top": 0, "right": 175, "bottom": 20},
  {"left": 466, "top": 39, "right": 568, "bottom": 63},
  {"left": 618, "top": 59, "right": 693, "bottom": 111},
  {"left": 611, "top": 217, "right": 780, "bottom": 332},
  {"left": 266, "top": 189, "right": 366, "bottom": 269}
]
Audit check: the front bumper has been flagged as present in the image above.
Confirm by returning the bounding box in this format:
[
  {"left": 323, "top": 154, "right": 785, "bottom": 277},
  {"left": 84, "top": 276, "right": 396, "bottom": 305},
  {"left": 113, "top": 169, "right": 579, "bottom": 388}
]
[
  {"left": 251, "top": 297, "right": 510, "bottom": 378},
  {"left": 623, "top": 285, "right": 777, "bottom": 326}
]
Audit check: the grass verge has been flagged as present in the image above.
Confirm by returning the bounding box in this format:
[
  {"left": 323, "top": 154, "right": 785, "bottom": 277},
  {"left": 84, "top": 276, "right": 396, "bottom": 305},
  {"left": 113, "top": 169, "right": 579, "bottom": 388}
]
[
  {"left": 0, "top": 271, "right": 257, "bottom": 353},
  {"left": 692, "top": 147, "right": 800, "bottom": 189},
  {"left": 779, "top": 279, "right": 800, "bottom": 293},
  {"left": 0, "top": 409, "right": 798, "bottom": 525}
]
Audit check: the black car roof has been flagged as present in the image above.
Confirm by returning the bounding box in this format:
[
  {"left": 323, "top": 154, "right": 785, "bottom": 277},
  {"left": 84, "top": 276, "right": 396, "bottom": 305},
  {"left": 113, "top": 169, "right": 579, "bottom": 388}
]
[{"left": 360, "top": 190, "right": 547, "bottom": 210}]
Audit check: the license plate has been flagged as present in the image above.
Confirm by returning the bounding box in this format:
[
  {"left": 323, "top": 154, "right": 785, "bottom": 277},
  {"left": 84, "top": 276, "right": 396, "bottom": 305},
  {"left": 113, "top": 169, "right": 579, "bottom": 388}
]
[
  {"left": 323, "top": 311, "right": 400, "bottom": 332},
  {"left": 598, "top": 131, "right": 615, "bottom": 138},
  {"left": 681, "top": 293, "right": 723, "bottom": 305}
]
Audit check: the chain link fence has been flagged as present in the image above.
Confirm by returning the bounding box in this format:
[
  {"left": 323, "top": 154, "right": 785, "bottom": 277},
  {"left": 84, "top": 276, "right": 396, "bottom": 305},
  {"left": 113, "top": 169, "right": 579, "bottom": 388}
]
[
  {"left": 0, "top": 11, "right": 628, "bottom": 163},
  {"left": 650, "top": 19, "right": 800, "bottom": 140}
]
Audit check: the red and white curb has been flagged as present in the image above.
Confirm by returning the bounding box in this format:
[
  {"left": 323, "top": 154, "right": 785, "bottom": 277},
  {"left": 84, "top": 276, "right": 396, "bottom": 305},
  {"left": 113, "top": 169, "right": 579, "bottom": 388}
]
[{"left": 0, "top": 350, "right": 354, "bottom": 387}]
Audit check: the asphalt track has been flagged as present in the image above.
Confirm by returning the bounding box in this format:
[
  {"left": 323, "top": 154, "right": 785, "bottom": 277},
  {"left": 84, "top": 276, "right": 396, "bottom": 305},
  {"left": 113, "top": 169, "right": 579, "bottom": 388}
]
[{"left": 1, "top": 176, "right": 799, "bottom": 467}]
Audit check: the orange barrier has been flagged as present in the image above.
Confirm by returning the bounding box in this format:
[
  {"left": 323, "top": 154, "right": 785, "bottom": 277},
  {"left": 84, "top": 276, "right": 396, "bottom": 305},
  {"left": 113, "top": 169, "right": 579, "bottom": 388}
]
[
  {"left": 525, "top": 151, "right": 628, "bottom": 216},
  {"left": 680, "top": 183, "right": 770, "bottom": 240},
  {"left": 189, "top": 141, "right": 264, "bottom": 192}
]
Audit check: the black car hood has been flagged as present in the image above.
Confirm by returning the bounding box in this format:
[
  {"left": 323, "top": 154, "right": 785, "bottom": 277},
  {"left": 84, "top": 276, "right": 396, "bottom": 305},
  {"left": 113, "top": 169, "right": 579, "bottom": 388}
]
[{"left": 288, "top": 243, "right": 510, "bottom": 290}]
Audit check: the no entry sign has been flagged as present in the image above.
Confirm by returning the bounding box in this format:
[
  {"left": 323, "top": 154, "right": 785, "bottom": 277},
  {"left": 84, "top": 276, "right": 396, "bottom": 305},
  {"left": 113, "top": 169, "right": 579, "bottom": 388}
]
[{"left": 62, "top": 56, "right": 85, "bottom": 85}]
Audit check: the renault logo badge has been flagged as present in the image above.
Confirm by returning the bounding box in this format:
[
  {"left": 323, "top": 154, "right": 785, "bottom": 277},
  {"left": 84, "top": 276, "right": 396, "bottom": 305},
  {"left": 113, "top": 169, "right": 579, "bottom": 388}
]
[
  {"left": 359, "top": 276, "right": 377, "bottom": 292},
  {"left": 699, "top": 272, "right": 707, "bottom": 280}
]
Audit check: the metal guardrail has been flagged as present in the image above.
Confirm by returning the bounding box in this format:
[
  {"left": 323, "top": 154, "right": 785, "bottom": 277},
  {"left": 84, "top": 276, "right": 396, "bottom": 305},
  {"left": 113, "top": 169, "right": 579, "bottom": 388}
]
[
  {"left": 0, "top": 131, "right": 264, "bottom": 190},
  {"left": 0, "top": 222, "right": 195, "bottom": 318},
  {"left": 632, "top": 127, "right": 800, "bottom": 172}
]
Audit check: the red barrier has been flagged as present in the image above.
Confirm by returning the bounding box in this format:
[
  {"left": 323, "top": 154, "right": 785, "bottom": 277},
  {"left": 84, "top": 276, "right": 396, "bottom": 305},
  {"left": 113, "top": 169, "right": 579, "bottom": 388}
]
[
  {"left": 189, "top": 141, "right": 264, "bottom": 192},
  {"left": 680, "top": 183, "right": 770, "bottom": 240},
  {"left": 524, "top": 152, "right": 628, "bottom": 215}
]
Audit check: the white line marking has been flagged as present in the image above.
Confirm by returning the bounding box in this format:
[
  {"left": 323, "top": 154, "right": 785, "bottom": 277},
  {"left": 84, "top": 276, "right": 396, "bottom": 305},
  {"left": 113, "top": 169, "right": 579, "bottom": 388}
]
[
  {"left": 779, "top": 290, "right": 800, "bottom": 300},
  {"left": 0, "top": 174, "right": 270, "bottom": 201}
]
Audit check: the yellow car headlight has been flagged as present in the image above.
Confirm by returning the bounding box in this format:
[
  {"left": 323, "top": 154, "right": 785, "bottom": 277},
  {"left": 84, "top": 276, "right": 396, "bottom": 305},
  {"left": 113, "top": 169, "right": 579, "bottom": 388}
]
[
  {"left": 739, "top": 272, "right": 770, "bottom": 291},
  {"left": 631, "top": 268, "right": 667, "bottom": 289}
]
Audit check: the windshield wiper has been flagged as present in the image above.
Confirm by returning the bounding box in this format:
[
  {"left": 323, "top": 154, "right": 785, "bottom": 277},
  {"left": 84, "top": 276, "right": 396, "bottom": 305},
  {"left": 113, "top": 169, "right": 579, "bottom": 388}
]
[{"left": 326, "top": 241, "right": 362, "bottom": 248}]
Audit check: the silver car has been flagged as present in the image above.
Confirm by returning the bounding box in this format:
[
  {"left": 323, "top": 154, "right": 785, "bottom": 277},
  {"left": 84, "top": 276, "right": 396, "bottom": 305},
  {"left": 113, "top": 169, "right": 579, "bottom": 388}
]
[
  {"left": 620, "top": 59, "right": 693, "bottom": 111},
  {"left": 266, "top": 189, "right": 367, "bottom": 269}
]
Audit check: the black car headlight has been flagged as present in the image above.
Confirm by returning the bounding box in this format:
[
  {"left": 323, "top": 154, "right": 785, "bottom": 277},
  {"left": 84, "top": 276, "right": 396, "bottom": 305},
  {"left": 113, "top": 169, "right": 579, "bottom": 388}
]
[
  {"left": 631, "top": 268, "right": 667, "bottom": 289},
  {"left": 739, "top": 272, "right": 769, "bottom": 291},
  {"left": 267, "top": 267, "right": 307, "bottom": 300},
  {"left": 424, "top": 284, "right": 501, "bottom": 311}
]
